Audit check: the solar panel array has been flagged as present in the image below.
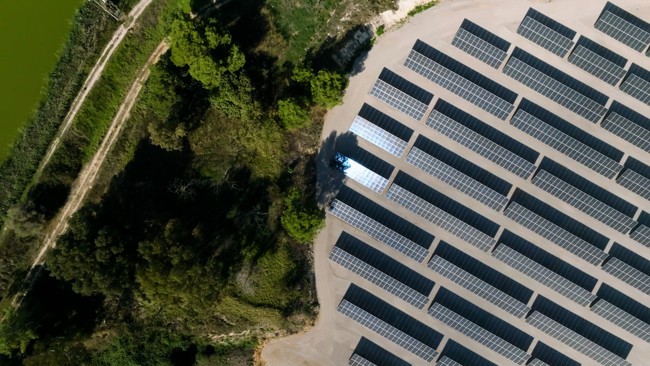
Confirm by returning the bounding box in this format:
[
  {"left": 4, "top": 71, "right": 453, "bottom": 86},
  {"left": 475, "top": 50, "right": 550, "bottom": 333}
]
[
  {"left": 452, "top": 20, "right": 510, "bottom": 68},
  {"left": 630, "top": 224, "right": 650, "bottom": 248},
  {"left": 527, "top": 311, "right": 632, "bottom": 366},
  {"left": 436, "top": 357, "right": 462, "bottom": 366},
  {"left": 351, "top": 337, "right": 412, "bottom": 366},
  {"left": 493, "top": 244, "right": 597, "bottom": 306},
  {"left": 532, "top": 169, "right": 637, "bottom": 233},
  {"left": 428, "top": 256, "right": 530, "bottom": 317},
  {"left": 504, "top": 202, "right": 608, "bottom": 265},
  {"left": 370, "top": 78, "right": 430, "bottom": 120},
  {"left": 618, "top": 168, "right": 650, "bottom": 201},
  {"left": 338, "top": 300, "right": 439, "bottom": 361},
  {"left": 338, "top": 153, "right": 390, "bottom": 193},
  {"left": 592, "top": 299, "right": 650, "bottom": 342},
  {"left": 595, "top": 3, "right": 650, "bottom": 52},
  {"left": 517, "top": 9, "right": 575, "bottom": 56},
  {"left": 428, "top": 303, "right": 531, "bottom": 364},
  {"left": 602, "top": 257, "right": 650, "bottom": 296},
  {"left": 387, "top": 184, "right": 497, "bottom": 251},
  {"left": 405, "top": 41, "right": 516, "bottom": 120},
  {"left": 602, "top": 112, "right": 650, "bottom": 153},
  {"left": 349, "top": 116, "right": 410, "bottom": 157},
  {"left": 620, "top": 69, "right": 650, "bottom": 106},
  {"left": 510, "top": 109, "right": 622, "bottom": 178},
  {"left": 568, "top": 37, "right": 627, "bottom": 85},
  {"left": 329, "top": 200, "right": 430, "bottom": 262},
  {"left": 349, "top": 354, "right": 378, "bottom": 366},
  {"left": 504, "top": 49, "right": 608, "bottom": 123}
]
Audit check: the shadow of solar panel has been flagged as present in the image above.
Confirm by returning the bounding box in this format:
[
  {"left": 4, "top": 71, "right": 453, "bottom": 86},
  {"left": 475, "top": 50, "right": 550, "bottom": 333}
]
[
  {"left": 495, "top": 231, "right": 597, "bottom": 305},
  {"left": 513, "top": 100, "right": 623, "bottom": 178},
  {"left": 603, "top": 101, "right": 650, "bottom": 153},
  {"left": 617, "top": 157, "right": 650, "bottom": 201},
  {"left": 530, "top": 296, "right": 633, "bottom": 364},
  {"left": 438, "top": 339, "right": 498, "bottom": 366},
  {"left": 371, "top": 69, "right": 432, "bottom": 120},
  {"left": 387, "top": 172, "right": 499, "bottom": 251},
  {"left": 429, "top": 242, "right": 531, "bottom": 317},
  {"left": 530, "top": 342, "right": 580, "bottom": 366},
  {"left": 603, "top": 243, "right": 650, "bottom": 295},
  {"left": 406, "top": 40, "right": 516, "bottom": 119},
  {"left": 504, "top": 49, "right": 609, "bottom": 122},
  {"left": 533, "top": 159, "right": 637, "bottom": 233},
  {"left": 335, "top": 232, "right": 434, "bottom": 296},
  {"left": 518, "top": 8, "right": 576, "bottom": 57},
  {"left": 593, "top": 283, "right": 650, "bottom": 342},
  {"left": 620, "top": 64, "right": 650, "bottom": 105},
  {"left": 595, "top": 2, "right": 650, "bottom": 52},
  {"left": 407, "top": 136, "right": 511, "bottom": 210},
  {"left": 430, "top": 288, "right": 533, "bottom": 363},
  {"left": 341, "top": 284, "right": 443, "bottom": 361},
  {"left": 452, "top": 19, "right": 510, "bottom": 68},
  {"left": 569, "top": 36, "right": 628, "bottom": 85},
  {"left": 351, "top": 338, "right": 411, "bottom": 366}
]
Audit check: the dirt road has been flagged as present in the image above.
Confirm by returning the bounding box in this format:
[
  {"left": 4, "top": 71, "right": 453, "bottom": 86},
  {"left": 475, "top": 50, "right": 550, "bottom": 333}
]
[{"left": 35, "top": 0, "right": 154, "bottom": 178}]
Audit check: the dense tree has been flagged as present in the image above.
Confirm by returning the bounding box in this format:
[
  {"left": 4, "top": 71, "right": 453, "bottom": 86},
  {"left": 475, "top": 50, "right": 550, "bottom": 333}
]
[
  {"left": 277, "top": 98, "right": 311, "bottom": 130},
  {"left": 310, "top": 70, "right": 347, "bottom": 108},
  {"left": 280, "top": 189, "right": 324, "bottom": 244}
]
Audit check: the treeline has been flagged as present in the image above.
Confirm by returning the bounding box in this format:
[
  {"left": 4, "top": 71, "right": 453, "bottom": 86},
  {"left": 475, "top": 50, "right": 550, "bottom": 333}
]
[{"left": 0, "top": 0, "right": 399, "bottom": 364}]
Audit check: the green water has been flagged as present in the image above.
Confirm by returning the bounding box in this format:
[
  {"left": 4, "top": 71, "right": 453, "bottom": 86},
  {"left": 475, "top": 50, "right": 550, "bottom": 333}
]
[{"left": 0, "top": 0, "right": 83, "bottom": 160}]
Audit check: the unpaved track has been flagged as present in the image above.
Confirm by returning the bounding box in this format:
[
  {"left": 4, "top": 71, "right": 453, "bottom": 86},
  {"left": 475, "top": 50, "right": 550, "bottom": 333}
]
[
  {"left": 35, "top": 0, "right": 154, "bottom": 177},
  {"left": 11, "top": 41, "right": 170, "bottom": 308}
]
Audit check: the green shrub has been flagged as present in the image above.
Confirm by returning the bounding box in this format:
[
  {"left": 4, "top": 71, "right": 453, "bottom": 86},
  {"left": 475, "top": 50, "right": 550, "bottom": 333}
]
[
  {"left": 277, "top": 98, "right": 311, "bottom": 130},
  {"left": 280, "top": 188, "right": 324, "bottom": 244}
]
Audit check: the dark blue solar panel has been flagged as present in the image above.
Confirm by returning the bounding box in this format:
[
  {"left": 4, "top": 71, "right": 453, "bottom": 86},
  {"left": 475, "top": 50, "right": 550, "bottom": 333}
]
[
  {"left": 511, "top": 49, "right": 610, "bottom": 106},
  {"left": 336, "top": 232, "right": 434, "bottom": 295},
  {"left": 510, "top": 190, "right": 610, "bottom": 250},
  {"left": 378, "top": 68, "right": 433, "bottom": 104},
  {"left": 434, "top": 100, "right": 540, "bottom": 163},
  {"left": 609, "top": 243, "right": 650, "bottom": 276},
  {"left": 345, "top": 284, "right": 444, "bottom": 348},
  {"left": 394, "top": 172, "right": 500, "bottom": 237},
  {"left": 434, "top": 288, "right": 534, "bottom": 350},
  {"left": 539, "top": 158, "right": 637, "bottom": 216},
  {"left": 577, "top": 36, "right": 628, "bottom": 67},
  {"left": 609, "top": 101, "right": 650, "bottom": 131},
  {"left": 518, "top": 99, "right": 624, "bottom": 160},
  {"left": 531, "top": 342, "right": 581, "bottom": 366},
  {"left": 526, "top": 8, "right": 577, "bottom": 40},
  {"left": 337, "top": 146, "right": 395, "bottom": 179},
  {"left": 625, "top": 63, "right": 650, "bottom": 83},
  {"left": 499, "top": 230, "right": 598, "bottom": 290},
  {"left": 353, "top": 338, "right": 411, "bottom": 366},
  {"left": 413, "top": 40, "right": 518, "bottom": 103},
  {"left": 357, "top": 104, "right": 414, "bottom": 141},
  {"left": 598, "top": 283, "right": 650, "bottom": 325},
  {"left": 434, "top": 241, "right": 533, "bottom": 303},
  {"left": 413, "top": 136, "right": 512, "bottom": 195},
  {"left": 439, "top": 339, "right": 498, "bottom": 366},
  {"left": 602, "top": 2, "right": 650, "bottom": 36},
  {"left": 625, "top": 156, "right": 650, "bottom": 179},
  {"left": 336, "top": 186, "right": 434, "bottom": 249},
  {"left": 638, "top": 211, "right": 650, "bottom": 227},
  {"left": 460, "top": 19, "right": 511, "bottom": 51},
  {"left": 532, "top": 296, "right": 633, "bottom": 359}
]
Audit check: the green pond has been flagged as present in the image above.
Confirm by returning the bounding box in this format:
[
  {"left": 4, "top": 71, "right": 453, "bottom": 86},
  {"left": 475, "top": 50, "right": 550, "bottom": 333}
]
[{"left": 0, "top": 0, "right": 83, "bottom": 161}]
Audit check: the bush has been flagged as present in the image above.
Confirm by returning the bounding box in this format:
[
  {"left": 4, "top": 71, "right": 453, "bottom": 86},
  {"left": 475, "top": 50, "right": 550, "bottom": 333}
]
[
  {"left": 310, "top": 70, "right": 347, "bottom": 108},
  {"left": 277, "top": 98, "right": 311, "bottom": 130},
  {"left": 280, "top": 189, "right": 324, "bottom": 244}
]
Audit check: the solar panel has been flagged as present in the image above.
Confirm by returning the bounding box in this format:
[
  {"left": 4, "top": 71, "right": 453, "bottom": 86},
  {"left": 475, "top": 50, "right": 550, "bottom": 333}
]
[
  {"left": 592, "top": 299, "right": 650, "bottom": 342},
  {"left": 617, "top": 168, "right": 650, "bottom": 201},
  {"left": 329, "top": 200, "right": 430, "bottom": 262},
  {"left": 452, "top": 20, "right": 509, "bottom": 68},
  {"left": 504, "top": 49, "right": 609, "bottom": 123},
  {"left": 532, "top": 169, "right": 637, "bottom": 233},
  {"left": 428, "top": 255, "right": 530, "bottom": 317},
  {"left": 511, "top": 109, "right": 622, "bottom": 178},
  {"left": 338, "top": 300, "right": 438, "bottom": 361},
  {"left": 620, "top": 66, "right": 650, "bottom": 105},
  {"left": 435, "top": 357, "right": 462, "bottom": 366},
  {"left": 349, "top": 355, "right": 378, "bottom": 366},
  {"left": 568, "top": 37, "right": 627, "bottom": 85},
  {"left": 351, "top": 337, "right": 412, "bottom": 366},
  {"left": 602, "top": 101, "right": 650, "bottom": 153},
  {"left": 337, "top": 153, "right": 390, "bottom": 193},
  {"left": 428, "top": 303, "right": 531, "bottom": 364},
  {"left": 370, "top": 78, "right": 430, "bottom": 120},
  {"left": 386, "top": 183, "right": 497, "bottom": 251},
  {"left": 531, "top": 342, "right": 581, "bottom": 366},
  {"left": 630, "top": 224, "right": 650, "bottom": 248},
  {"left": 330, "top": 246, "right": 430, "bottom": 308},
  {"left": 426, "top": 107, "right": 537, "bottom": 178},
  {"left": 493, "top": 244, "right": 597, "bottom": 306},
  {"left": 517, "top": 9, "right": 575, "bottom": 56},
  {"left": 603, "top": 257, "right": 650, "bottom": 295},
  {"left": 406, "top": 147, "right": 509, "bottom": 211},
  {"left": 527, "top": 360, "right": 550, "bottom": 366},
  {"left": 438, "top": 340, "right": 499, "bottom": 366},
  {"left": 595, "top": 3, "right": 650, "bottom": 52},
  {"left": 405, "top": 41, "right": 516, "bottom": 120},
  {"left": 527, "top": 311, "right": 631, "bottom": 366},
  {"left": 349, "top": 116, "right": 409, "bottom": 157},
  {"left": 504, "top": 202, "right": 608, "bottom": 265}
]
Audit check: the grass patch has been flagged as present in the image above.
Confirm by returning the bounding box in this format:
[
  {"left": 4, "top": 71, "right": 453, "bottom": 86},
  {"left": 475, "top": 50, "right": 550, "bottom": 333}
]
[
  {"left": 407, "top": 1, "right": 438, "bottom": 17},
  {"left": 376, "top": 24, "right": 385, "bottom": 36}
]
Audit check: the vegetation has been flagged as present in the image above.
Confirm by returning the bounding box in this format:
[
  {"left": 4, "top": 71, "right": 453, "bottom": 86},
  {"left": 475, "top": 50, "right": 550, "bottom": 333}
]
[
  {"left": 407, "top": 1, "right": 438, "bottom": 17},
  {"left": 0, "top": 0, "right": 405, "bottom": 364}
]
